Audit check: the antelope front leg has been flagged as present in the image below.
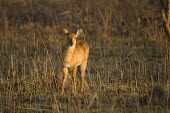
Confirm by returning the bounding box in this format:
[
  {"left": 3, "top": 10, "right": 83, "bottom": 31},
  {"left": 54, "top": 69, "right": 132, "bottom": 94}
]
[
  {"left": 80, "top": 61, "right": 87, "bottom": 92},
  {"left": 81, "top": 71, "right": 85, "bottom": 92},
  {"left": 62, "top": 67, "right": 68, "bottom": 93},
  {"left": 72, "top": 66, "right": 77, "bottom": 93}
]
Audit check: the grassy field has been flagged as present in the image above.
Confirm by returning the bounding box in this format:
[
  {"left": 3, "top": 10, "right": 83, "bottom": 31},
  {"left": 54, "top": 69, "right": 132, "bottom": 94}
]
[{"left": 0, "top": 0, "right": 169, "bottom": 112}]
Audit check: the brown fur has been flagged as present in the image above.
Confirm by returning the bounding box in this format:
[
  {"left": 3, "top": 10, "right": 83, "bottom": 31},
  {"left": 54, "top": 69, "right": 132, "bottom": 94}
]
[{"left": 61, "top": 28, "right": 89, "bottom": 93}]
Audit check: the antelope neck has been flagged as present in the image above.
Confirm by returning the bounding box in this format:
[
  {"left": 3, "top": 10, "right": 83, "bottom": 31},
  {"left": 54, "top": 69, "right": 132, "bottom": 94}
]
[{"left": 67, "top": 44, "right": 75, "bottom": 54}]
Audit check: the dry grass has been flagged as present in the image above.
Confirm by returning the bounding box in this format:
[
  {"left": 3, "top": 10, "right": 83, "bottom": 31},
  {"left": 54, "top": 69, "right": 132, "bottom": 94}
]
[{"left": 0, "top": 0, "right": 169, "bottom": 112}]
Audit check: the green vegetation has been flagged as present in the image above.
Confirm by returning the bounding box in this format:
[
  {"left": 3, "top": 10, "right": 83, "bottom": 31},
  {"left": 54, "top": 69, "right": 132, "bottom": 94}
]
[{"left": 0, "top": 0, "right": 169, "bottom": 112}]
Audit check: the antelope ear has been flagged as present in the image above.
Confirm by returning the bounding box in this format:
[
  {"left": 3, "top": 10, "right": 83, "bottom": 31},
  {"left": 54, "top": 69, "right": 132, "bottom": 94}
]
[
  {"left": 75, "top": 29, "right": 83, "bottom": 38},
  {"left": 63, "top": 28, "right": 69, "bottom": 34}
]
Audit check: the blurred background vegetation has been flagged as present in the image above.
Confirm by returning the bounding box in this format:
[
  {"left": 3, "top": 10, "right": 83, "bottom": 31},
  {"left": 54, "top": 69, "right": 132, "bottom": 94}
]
[
  {"left": 0, "top": 0, "right": 169, "bottom": 112},
  {"left": 0, "top": 0, "right": 167, "bottom": 38}
]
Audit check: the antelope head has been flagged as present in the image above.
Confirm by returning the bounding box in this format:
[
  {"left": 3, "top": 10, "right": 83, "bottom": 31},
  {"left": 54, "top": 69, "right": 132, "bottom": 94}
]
[{"left": 63, "top": 28, "right": 83, "bottom": 46}]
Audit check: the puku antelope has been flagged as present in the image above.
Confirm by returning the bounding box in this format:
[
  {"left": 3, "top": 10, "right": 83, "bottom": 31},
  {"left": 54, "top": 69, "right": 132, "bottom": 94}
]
[{"left": 61, "top": 28, "right": 89, "bottom": 93}]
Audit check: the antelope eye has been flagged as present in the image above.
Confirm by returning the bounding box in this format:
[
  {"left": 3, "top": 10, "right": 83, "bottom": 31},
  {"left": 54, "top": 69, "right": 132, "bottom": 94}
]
[{"left": 67, "top": 37, "right": 69, "bottom": 39}]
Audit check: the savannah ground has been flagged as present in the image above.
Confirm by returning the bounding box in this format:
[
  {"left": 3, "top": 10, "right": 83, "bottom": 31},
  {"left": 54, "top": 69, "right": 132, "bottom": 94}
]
[{"left": 0, "top": 0, "right": 169, "bottom": 112}]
